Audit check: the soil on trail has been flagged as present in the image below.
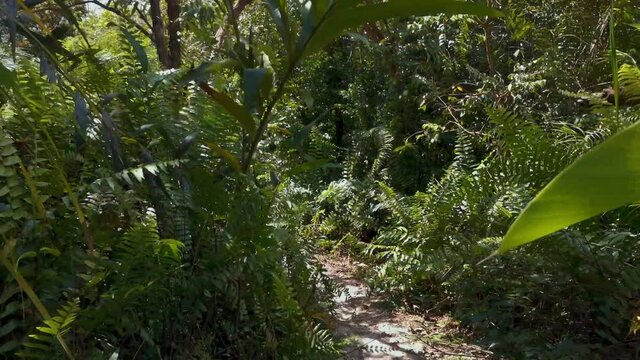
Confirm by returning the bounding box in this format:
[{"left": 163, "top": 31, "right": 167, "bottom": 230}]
[{"left": 321, "top": 254, "right": 494, "bottom": 360}]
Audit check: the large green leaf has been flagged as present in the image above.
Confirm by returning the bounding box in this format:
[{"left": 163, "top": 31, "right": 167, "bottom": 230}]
[
  {"left": 302, "top": 0, "right": 502, "bottom": 58},
  {"left": 298, "top": 0, "right": 332, "bottom": 49},
  {"left": 243, "top": 67, "right": 273, "bottom": 115},
  {"left": 498, "top": 121, "right": 640, "bottom": 254},
  {"left": 265, "top": 0, "right": 293, "bottom": 56},
  {"left": 211, "top": 91, "right": 257, "bottom": 138}
]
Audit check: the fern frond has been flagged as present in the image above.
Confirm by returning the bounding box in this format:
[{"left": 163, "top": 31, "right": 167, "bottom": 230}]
[
  {"left": 0, "top": 131, "right": 31, "bottom": 236},
  {"left": 92, "top": 159, "right": 186, "bottom": 189},
  {"left": 619, "top": 64, "right": 640, "bottom": 105},
  {"left": 18, "top": 299, "right": 79, "bottom": 359}
]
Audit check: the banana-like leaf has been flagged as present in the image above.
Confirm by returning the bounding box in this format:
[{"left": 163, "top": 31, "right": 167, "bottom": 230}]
[
  {"left": 74, "top": 93, "right": 89, "bottom": 133},
  {"left": 208, "top": 143, "right": 241, "bottom": 172},
  {"left": 302, "top": 0, "right": 502, "bottom": 58},
  {"left": 265, "top": 0, "right": 293, "bottom": 56},
  {"left": 101, "top": 111, "right": 125, "bottom": 172},
  {"left": 243, "top": 67, "right": 273, "bottom": 114},
  {"left": 298, "top": 0, "right": 332, "bottom": 48},
  {"left": 498, "top": 121, "right": 640, "bottom": 253}
]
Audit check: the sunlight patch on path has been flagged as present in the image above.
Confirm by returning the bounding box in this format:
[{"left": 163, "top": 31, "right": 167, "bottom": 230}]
[{"left": 320, "top": 254, "right": 493, "bottom": 360}]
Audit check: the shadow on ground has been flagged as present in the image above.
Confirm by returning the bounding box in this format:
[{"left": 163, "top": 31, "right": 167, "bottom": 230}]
[{"left": 321, "top": 254, "right": 495, "bottom": 360}]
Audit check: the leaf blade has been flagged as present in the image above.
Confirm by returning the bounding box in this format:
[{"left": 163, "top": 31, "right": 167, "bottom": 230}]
[
  {"left": 199, "top": 83, "right": 256, "bottom": 138},
  {"left": 303, "top": 0, "right": 502, "bottom": 58},
  {"left": 499, "top": 121, "right": 640, "bottom": 253}
]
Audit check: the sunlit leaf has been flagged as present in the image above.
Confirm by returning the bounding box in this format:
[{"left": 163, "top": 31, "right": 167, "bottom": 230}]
[
  {"left": 303, "top": 0, "right": 502, "bottom": 58},
  {"left": 40, "top": 247, "right": 61, "bottom": 257},
  {"left": 199, "top": 84, "right": 256, "bottom": 138},
  {"left": 499, "top": 121, "right": 640, "bottom": 253},
  {"left": 265, "top": 0, "right": 293, "bottom": 56},
  {"left": 36, "top": 326, "right": 59, "bottom": 335},
  {"left": 288, "top": 159, "right": 340, "bottom": 175},
  {"left": 208, "top": 142, "right": 241, "bottom": 172}
]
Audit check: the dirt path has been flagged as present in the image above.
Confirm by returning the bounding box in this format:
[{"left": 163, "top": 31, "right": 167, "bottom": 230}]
[{"left": 321, "top": 254, "right": 494, "bottom": 360}]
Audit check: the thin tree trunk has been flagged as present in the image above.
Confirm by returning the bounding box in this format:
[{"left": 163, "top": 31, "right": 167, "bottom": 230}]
[
  {"left": 150, "top": 0, "right": 171, "bottom": 68},
  {"left": 167, "top": 0, "right": 181, "bottom": 68},
  {"left": 483, "top": 21, "right": 496, "bottom": 75},
  {"left": 483, "top": 0, "right": 496, "bottom": 75}
]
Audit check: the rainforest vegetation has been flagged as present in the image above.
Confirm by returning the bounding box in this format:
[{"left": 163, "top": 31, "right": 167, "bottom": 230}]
[{"left": 1, "top": 0, "right": 640, "bottom": 358}]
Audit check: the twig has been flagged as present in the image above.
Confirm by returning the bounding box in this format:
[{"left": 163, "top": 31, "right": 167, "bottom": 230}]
[
  {"left": 339, "top": 338, "right": 378, "bottom": 359},
  {"left": 414, "top": 332, "right": 489, "bottom": 359},
  {"left": 85, "top": 0, "right": 153, "bottom": 40}
]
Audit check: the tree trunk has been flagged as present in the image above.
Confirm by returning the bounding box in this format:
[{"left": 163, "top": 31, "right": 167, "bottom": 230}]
[
  {"left": 150, "top": 0, "right": 171, "bottom": 68},
  {"left": 483, "top": 21, "right": 496, "bottom": 75},
  {"left": 167, "top": 0, "right": 181, "bottom": 68},
  {"left": 483, "top": 0, "right": 496, "bottom": 75}
]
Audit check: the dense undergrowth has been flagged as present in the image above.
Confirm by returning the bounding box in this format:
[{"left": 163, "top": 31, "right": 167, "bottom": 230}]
[{"left": 1, "top": 0, "right": 640, "bottom": 359}]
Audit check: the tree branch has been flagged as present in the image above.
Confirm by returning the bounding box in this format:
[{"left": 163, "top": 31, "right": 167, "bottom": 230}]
[{"left": 85, "top": 0, "right": 153, "bottom": 40}]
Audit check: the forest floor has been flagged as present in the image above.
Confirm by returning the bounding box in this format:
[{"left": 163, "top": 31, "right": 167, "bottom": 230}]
[{"left": 321, "top": 254, "right": 495, "bottom": 360}]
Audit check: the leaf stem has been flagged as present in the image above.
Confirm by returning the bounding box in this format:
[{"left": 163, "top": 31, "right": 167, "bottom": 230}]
[{"left": 0, "top": 247, "right": 75, "bottom": 359}]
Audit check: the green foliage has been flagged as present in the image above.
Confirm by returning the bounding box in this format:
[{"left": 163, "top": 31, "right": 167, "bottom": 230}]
[
  {"left": 309, "top": 104, "right": 640, "bottom": 356},
  {"left": 0, "top": 131, "right": 29, "bottom": 236},
  {"left": 620, "top": 64, "right": 640, "bottom": 104},
  {"left": 301, "top": 0, "right": 502, "bottom": 58},
  {"left": 0, "top": 7, "right": 346, "bottom": 356},
  {"left": 498, "top": 114, "right": 640, "bottom": 254},
  {"left": 2, "top": 0, "right": 640, "bottom": 358},
  {"left": 18, "top": 300, "right": 79, "bottom": 358},
  {"left": 498, "top": 56, "right": 640, "bottom": 252}
]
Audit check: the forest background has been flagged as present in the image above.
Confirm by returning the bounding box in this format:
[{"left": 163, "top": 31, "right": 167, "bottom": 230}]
[{"left": 1, "top": 0, "right": 640, "bottom": 358}]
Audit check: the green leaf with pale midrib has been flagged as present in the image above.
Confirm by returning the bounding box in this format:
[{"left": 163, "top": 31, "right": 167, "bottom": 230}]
[
  {"left": 303, "top": 0, "right": 503, "bottom": 58},
  {"left": 499, "top": 120, "right": 640, "bottom": 253}
]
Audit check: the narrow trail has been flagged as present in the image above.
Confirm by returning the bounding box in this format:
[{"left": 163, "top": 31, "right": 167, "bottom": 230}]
[{"left": 321, "top": 254, "right": 494, "bottom": 360}]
